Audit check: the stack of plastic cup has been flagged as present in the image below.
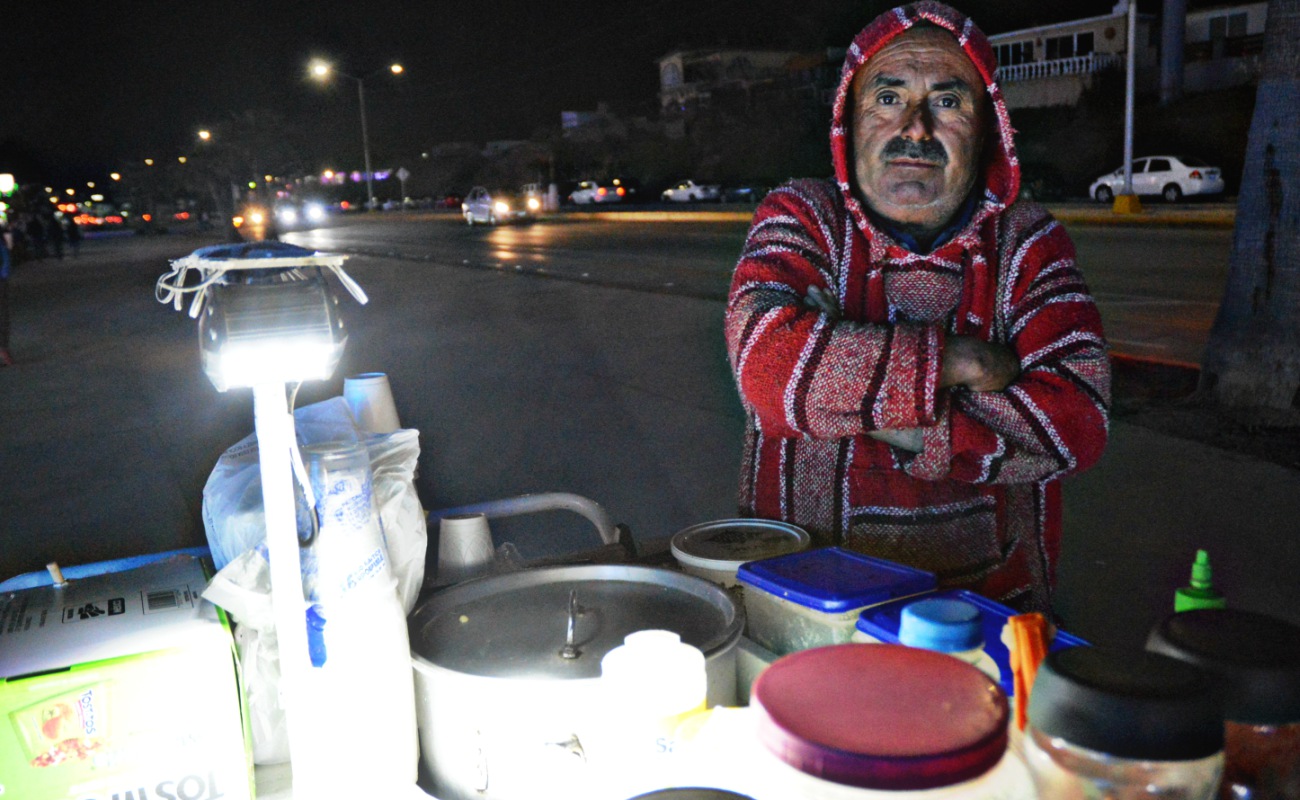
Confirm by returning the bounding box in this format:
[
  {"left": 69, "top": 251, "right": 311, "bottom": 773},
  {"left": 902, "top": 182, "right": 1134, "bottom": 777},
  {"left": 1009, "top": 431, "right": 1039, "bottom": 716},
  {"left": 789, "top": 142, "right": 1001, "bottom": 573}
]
[
  {"left": 436, "top": 513, "right": 495, "bottom": 584},
  {"left": 343, "top": 372, "right": 401, "bottom": 434}
]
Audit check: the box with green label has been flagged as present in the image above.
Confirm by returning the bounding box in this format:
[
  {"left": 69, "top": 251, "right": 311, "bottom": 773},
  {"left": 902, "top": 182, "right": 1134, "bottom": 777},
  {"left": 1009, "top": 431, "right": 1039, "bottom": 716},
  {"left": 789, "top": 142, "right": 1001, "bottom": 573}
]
[{"left": 0, "top": 555, "right": 253, "bottom": 800}]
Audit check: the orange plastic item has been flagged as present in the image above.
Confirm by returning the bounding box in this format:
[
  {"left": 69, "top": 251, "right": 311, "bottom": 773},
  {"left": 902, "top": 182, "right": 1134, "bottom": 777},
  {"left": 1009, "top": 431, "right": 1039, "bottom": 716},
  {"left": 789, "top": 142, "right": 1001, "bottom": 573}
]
[{"left": 1008, "top": 612, "right": 1051, "bottom": 731}]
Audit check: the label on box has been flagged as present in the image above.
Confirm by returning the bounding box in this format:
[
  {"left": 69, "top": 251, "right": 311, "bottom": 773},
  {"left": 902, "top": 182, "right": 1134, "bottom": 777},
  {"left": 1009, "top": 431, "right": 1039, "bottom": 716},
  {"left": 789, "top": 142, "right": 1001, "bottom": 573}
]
[{"left": 0, "top": 557, "right": 252, "bottom": 800}]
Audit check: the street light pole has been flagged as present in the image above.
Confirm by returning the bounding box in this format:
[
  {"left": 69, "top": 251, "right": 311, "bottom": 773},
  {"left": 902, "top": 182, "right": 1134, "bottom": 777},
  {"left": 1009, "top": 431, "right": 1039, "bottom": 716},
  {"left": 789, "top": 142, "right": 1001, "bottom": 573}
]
[
  {"left": 355, "top": 76, "right": 375, "bottom": 210},
  {"left": 310, "top": 60, "right": 401, "bottom": 213}
]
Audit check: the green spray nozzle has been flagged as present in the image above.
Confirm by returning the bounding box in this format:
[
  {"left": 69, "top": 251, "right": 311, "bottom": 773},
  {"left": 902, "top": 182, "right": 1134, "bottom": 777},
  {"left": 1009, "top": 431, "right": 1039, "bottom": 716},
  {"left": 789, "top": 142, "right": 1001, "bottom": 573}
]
[
  {"left": 1175, "top": 549, "right": 1226, "bottom": 612},
  {"left": 1189, "top": 549, "right": 1213, "bottom": 588}
]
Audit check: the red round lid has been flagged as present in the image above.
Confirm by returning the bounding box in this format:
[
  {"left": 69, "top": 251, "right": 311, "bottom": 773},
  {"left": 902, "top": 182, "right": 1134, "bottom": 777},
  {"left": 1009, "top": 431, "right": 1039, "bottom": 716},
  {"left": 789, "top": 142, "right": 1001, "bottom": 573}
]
[{"left": 752, "top": 644, "right": 1009, "bottom": 791}]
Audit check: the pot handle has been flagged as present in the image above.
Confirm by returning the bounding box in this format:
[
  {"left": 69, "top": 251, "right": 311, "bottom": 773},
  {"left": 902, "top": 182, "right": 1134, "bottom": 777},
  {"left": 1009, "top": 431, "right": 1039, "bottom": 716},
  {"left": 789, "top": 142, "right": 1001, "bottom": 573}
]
[{"left": 427, "top": 492, "right": 620, "bottom": 546}]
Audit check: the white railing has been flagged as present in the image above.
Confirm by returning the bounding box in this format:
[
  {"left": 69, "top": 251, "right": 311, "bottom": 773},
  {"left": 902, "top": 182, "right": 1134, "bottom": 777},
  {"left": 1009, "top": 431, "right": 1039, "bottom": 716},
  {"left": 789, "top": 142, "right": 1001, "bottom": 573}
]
[{"left": 996, "top": 52, "right": 1122, "bottom": 83}]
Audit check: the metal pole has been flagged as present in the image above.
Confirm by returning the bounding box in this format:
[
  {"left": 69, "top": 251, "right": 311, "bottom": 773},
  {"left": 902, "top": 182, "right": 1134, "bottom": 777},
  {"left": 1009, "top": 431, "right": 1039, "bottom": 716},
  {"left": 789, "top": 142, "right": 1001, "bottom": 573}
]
[
  {"left": 251, "top": 382, "right": 323, "bottom": 795},
  {"left": 357, "top": 77, "right": 375, "bottom": 211},
  {"left": 1122, "top": 0, "right": 1137, "bottom": 196}
]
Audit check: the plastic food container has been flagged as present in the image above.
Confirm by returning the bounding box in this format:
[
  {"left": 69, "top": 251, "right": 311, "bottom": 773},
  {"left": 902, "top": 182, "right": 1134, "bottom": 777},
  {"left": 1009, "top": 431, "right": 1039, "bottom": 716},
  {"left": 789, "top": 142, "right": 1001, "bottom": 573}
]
[
  {"left": 853, "top": 589, "right": 1089, "bottom": 698},
  {"left": 749, "top": 644, "right": 1033, "bottom": 797},
  {"left": 736, "top": 548, "right": 935, "bottom": 656},
  {"left": 671, "top": 519, "right": 811, "bottom": 588},
  {"left": 1146, "top": 608, "right": 1300, "bottom": 800},
  {"left": 1024, "top": 647, "right": 1224, "bottom": 800}
]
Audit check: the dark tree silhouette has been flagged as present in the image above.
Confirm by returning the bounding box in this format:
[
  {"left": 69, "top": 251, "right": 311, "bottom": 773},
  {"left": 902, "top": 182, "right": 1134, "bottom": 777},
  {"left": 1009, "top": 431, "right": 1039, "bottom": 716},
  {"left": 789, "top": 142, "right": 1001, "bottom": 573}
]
[{"left": 1199, "top": 0, "right": 1300, "bottom": 410}]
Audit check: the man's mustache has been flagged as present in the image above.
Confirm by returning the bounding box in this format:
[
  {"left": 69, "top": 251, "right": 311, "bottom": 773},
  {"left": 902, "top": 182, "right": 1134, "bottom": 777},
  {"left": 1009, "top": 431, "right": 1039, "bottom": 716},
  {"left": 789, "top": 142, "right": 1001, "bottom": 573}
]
[{"left": 881, "top": 138, "right": 948, "bottom": 165}]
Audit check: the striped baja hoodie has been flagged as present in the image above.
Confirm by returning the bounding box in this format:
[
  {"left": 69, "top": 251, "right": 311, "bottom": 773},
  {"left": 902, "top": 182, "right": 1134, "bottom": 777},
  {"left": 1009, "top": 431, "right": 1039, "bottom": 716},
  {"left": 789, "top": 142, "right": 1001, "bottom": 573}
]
[{"left": 725, "top": 2, "right": 1110, "bottom": 612}]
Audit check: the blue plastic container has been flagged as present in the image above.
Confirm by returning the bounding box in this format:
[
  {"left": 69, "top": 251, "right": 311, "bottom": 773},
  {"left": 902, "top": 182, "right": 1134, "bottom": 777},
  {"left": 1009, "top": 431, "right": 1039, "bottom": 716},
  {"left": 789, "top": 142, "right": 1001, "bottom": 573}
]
[
  {"left": 854, "top": 589, "right": 1089, "bottom": 698},
  {"left": 736, "top": 547, "right": 937, "bottom": 655}
]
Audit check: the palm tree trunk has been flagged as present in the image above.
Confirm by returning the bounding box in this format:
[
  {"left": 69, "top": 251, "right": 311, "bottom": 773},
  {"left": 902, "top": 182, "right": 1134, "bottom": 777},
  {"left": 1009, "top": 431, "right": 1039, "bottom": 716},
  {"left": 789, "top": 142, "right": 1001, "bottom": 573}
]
[{"left": 1199, "top": 0, "right": 1300, "bottom": 409}]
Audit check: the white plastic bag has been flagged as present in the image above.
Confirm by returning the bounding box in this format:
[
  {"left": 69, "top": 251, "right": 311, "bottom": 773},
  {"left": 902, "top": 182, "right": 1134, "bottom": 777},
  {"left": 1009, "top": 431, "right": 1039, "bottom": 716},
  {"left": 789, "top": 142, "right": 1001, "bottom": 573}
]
[
  {"left": 201, "top": 396, "right": 427, "bottom": 612},
  {"left": 202, "top": 545, "right": 289, "bottom": 764}
]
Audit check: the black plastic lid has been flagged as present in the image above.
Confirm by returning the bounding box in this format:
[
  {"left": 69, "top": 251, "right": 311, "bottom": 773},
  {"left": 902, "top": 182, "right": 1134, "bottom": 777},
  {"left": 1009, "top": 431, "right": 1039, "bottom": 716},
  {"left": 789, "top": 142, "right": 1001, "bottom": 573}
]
[
  {"left": 1146, "top": 608, "right": 1300, "bottom": 725},
  {"left": 1027, "top": 647, "right": 1224, "bottom": 761}
]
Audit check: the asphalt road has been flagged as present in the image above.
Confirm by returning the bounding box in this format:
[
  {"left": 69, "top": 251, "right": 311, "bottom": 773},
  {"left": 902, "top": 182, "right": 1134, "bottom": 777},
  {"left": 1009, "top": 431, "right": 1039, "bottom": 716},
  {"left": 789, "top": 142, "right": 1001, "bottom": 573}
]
[
  {"left": 4, "top": 219, "right": 1294, "bottom": 652},
  {"left": 285, "top": 212, "right": 1231, "bottom": 365}
]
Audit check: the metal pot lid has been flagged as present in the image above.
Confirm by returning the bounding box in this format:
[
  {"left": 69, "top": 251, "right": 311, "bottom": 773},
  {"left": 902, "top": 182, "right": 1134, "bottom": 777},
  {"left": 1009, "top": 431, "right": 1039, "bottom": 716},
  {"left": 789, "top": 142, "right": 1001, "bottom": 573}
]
[{"left": 409, "top": 565, "right": 743, "bottom": 680}]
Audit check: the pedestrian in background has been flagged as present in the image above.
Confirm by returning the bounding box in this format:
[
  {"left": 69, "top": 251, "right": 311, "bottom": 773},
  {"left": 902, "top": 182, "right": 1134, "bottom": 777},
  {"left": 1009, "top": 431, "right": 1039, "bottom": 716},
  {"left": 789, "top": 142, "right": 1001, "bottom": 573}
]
[
  {"left": 64, "top": 214, "right": 82, "bottom": 257},
  {"left": 0, "top": 221, "right": 13, "bottom": 366},
  {"left": 48, "top": 211, "right": 65, "bottom": 260},
  {"left": 26, "top": 213, "right": 46, "bottom": 260}
]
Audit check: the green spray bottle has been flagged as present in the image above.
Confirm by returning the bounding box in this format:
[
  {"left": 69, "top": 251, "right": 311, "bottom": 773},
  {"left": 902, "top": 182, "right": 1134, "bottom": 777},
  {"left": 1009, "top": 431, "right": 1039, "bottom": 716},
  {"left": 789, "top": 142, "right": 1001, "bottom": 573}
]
[{"left": 1175, "top": 549, "right": 1227, "bottom": 612}]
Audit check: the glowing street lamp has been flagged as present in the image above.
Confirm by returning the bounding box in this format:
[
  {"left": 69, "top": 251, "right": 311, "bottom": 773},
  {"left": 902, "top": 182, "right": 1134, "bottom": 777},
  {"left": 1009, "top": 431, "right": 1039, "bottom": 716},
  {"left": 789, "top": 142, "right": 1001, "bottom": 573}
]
[
  {"left": 198, "top": 129, "right": 212, "bottom": 142},
  {"left": 308, "top": 59, "right": 404, "bottom": 211},
  {"left": 144, "top": 158, "right": 155, "bottom": 166},
  {"left": 110, "top": 173, "right": 121, "bottom": 181}
]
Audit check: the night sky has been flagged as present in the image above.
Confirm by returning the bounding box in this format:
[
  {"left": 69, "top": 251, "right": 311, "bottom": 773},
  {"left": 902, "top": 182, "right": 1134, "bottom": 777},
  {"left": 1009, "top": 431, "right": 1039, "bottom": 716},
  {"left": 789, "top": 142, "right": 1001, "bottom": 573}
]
[{"left": 2, "top": 0, "right": 1123, "bottom": 182}]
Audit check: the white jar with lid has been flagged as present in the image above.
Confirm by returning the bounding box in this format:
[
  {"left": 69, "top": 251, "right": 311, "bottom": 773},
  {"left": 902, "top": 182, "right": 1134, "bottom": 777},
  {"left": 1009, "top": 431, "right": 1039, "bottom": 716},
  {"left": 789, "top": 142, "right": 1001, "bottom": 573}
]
[
  {"left": 896, "top": 597, "right": 1001, "bottom": 683},
  {"left": 587, "top": 630, "right": 710, "bottom": 798},
  {"left": 729, "top": 644, "right": 1035, "bottom": 799}
]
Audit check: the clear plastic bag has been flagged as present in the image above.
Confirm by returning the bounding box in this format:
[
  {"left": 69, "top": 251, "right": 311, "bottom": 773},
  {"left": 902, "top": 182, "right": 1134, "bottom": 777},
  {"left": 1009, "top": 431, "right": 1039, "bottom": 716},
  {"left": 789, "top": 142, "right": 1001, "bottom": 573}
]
[{"left": 201, "top": 396, "right": 426, "bottom": 613}]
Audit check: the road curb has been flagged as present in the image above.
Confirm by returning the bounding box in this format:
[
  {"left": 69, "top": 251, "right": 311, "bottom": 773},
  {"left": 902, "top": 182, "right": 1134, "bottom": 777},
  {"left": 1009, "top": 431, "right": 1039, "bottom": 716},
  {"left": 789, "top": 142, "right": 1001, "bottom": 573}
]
[
  {"left": 560, "top": 210, "right": 757, "bottom": 223},
  {"left": 1048, "top": 208, "right": 1236, "bottom": 228}
]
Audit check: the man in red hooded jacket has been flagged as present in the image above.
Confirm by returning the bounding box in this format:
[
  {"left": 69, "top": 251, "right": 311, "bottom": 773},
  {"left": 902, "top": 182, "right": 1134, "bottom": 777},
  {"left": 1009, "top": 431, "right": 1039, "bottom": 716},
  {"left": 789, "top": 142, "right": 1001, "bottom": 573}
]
[{"left": 725, "top": 2, "right": 1110, "bottom": 612}]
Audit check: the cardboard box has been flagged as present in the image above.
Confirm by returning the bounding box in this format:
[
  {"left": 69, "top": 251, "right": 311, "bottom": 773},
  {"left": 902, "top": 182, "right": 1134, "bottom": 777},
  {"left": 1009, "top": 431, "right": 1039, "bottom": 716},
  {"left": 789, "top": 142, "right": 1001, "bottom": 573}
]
[{"left": 0, "top": 555, "right": 253, "bottom": 800}]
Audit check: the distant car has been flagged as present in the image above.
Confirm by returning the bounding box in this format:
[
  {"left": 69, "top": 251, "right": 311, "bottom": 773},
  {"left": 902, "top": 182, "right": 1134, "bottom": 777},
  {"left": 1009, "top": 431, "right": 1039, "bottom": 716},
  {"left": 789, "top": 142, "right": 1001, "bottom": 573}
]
[
  {"left": 461, "top": 186, "right": 530, "bottom": 225},
  {"left": 437, "top": 194, "right": 463, "bottom": 209},
  {"left": 568, "top": 180, "right": 627, "bottom": 205},
  {"left": 722, "top": 183, "right": 772, "bottom": 203},
  {"left": 520, "top": 183, "right": 545, "bottom": 213},
  {"left": 275, "top": 201, "right": 329, "bottom": 228},
  {"left": 661, "top": 179, "right": 722, "bottom": 203},
  {"left": 1089, "top": 156, "right": 1225, "bottom": 203}
]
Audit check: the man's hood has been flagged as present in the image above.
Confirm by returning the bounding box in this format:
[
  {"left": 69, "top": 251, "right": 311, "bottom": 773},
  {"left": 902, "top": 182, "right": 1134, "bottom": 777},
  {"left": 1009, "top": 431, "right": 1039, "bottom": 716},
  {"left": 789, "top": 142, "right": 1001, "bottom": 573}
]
[{"left": 830, "top": 2, "right": 1020, "bottom": 241}]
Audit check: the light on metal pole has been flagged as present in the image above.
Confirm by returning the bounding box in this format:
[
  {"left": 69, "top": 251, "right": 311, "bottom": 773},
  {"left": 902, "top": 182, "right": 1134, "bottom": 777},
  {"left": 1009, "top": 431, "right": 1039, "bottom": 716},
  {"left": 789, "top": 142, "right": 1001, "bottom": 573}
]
[
  {"left": 157, "top": 245, "right": 369, "bottom": 796},
  {"left": 1115, "top": 0, "right": 1143, "bottom": 213},
  {"left": 310, "top": 60, "right": 403, "bottom": 212}
]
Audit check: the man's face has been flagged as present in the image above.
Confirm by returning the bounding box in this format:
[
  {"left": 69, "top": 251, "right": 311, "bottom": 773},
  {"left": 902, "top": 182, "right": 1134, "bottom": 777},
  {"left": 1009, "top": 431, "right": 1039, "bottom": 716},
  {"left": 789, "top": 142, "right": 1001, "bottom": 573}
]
[{"left": 851, "top": 27, "right": 987, "bottom": 235}]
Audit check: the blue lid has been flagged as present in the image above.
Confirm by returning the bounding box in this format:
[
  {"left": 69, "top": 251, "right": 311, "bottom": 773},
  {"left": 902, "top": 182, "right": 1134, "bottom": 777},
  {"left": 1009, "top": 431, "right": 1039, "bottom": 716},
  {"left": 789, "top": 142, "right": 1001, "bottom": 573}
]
[
  {"left": 856, "top": 589, "right": 1090, "bottom": 697},
  {"left": 900, "top": 598, "right": 983, "bottom": 653},
  {"left": 188, "top": 241, "right": 317, "bottom": 260},
  {"left": 735, "top": 547, "right": 936, "bottom": 613}
]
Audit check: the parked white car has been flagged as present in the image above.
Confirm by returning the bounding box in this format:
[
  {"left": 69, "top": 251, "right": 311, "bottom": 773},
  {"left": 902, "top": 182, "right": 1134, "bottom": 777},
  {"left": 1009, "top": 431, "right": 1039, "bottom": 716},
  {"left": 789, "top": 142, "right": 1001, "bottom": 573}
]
[
  {"left": 569, "top": 180, "right": 626, "bottom": 205},
  {"left": 1089, "top": 156, "right": 1225, "bottom": 203},
  {"left": 661, "top": 179, "right": 722, "bottom": 203}
]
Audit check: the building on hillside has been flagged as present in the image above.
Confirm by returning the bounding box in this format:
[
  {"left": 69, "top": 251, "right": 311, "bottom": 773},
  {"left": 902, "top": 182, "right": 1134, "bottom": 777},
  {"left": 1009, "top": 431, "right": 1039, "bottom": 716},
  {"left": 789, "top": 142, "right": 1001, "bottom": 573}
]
[
  {"left": 988, "top": 2, "right": 1154, "bottom": 109},
  {"left": 988, "top": 0, "right": 1266, "bottom": 109},
  {"left": 656, "top": 48, "right": 844, "bottom": 122},
  {"left": 560, "top": 103, "right": 629, "bottom": 143},
  {"left": 1181, "top": 2, "right": 1268, "bottom": 93}
]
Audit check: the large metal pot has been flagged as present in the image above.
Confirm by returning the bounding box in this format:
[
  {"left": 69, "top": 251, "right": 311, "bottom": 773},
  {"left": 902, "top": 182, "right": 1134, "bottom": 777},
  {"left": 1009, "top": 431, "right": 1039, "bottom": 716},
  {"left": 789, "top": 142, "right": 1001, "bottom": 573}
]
[{"left": 409, "top": 565, "right": 744, "bottom": 800}]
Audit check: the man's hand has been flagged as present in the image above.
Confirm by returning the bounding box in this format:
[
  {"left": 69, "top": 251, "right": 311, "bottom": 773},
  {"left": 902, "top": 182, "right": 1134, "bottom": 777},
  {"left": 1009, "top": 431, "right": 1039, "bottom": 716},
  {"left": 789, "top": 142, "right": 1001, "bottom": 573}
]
[
  {"left": 941, "top": 335, "right": 1020, "bottom": 392},
  {"left": 868, "top": 427, "right": 925, "bottom": 452},
  {"left": 803, "top": 285, "right": 841, "bottom": 321}
]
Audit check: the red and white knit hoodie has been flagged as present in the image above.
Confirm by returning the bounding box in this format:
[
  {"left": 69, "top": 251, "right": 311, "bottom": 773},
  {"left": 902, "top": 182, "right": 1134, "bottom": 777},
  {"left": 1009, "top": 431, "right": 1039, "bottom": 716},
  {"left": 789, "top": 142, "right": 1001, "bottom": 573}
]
[{"left": 725, "top": 1, "right": 1110, "bottom": 611}]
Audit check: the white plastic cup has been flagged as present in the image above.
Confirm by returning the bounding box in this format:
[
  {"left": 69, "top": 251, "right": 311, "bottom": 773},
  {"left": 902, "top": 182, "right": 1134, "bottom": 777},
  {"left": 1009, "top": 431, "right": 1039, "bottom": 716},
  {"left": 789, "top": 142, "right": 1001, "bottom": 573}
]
[
  {"left": 343, "top": 372, "right": 401, "bottom": 434},
  {"left": 437, "top": 513, "right": 495, "bottom": 584}
]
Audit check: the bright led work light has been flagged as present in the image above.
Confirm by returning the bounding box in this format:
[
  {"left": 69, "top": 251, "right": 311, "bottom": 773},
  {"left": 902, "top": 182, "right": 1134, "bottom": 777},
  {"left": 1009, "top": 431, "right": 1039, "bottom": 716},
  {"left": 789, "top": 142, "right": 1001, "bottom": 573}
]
[{"left": 157, "top": 241, "right": 368, "bottom": 795}]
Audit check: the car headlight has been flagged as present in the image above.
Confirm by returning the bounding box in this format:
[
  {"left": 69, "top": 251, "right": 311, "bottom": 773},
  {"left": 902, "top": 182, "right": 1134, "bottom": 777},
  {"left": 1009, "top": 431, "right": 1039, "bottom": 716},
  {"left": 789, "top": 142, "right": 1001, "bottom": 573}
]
[
  {"left": 304, "top": 203, "right": 326, "bottom": 222},
  {"left": 494, "top": 200, "right": 510, "bottom": 214},
  {"left": 527, "top": 197, "right": 541, "bottom": 211},
  {"left": 248, "top": 210, "right": 265, "bottom": 225},
  {"left": 277, "top": 208, "right": 298, "bottom": 224}
]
